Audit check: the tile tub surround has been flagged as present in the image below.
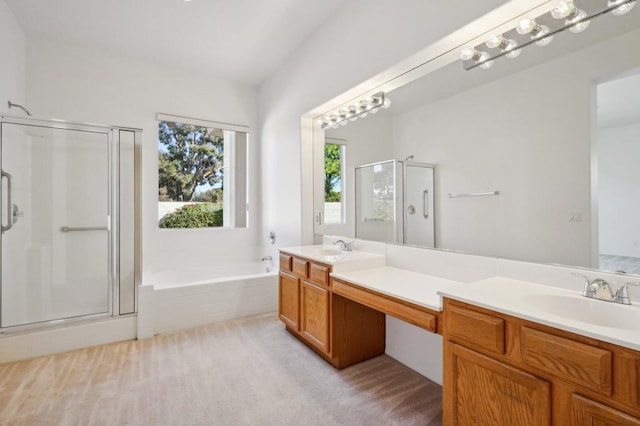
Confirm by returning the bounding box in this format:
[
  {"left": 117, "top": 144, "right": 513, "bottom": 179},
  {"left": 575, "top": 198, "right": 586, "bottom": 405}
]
[{"left": 439, "top": 277, "right": 640, "bottom": 351}]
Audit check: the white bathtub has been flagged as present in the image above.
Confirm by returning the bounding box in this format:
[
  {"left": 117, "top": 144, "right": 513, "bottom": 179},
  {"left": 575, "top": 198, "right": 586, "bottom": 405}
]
[
  {"left": 141, "top": 262, "right": 279, "bottom": 335},
  {"left": 153, "top": 262, "right": 275, "bottom": 289}
]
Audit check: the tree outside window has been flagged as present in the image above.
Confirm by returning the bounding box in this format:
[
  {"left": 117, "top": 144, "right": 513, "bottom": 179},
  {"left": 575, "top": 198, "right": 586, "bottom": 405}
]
[{"left": 157, "top": 119, "right": 248, "bottom": 229}]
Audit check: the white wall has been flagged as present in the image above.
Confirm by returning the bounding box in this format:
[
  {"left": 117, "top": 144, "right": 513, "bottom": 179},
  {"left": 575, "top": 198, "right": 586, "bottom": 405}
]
[
  {"left": 598, "top": 122, "right": 640, "bottom": 258},
  {"left": 390, "top": 28, "right": 640, "bottom": 268},
  {"left": 25, "top": 37, "right": 261, "bottom": 279},
  {"left": 0, "top": 0, "right": 26, "bottom": 111},
  {"left": 258, "top": 0, "right": 508, "bottom": 384},
  {"left": 259, "top": 0, "right": 510, "bottom": 254}
]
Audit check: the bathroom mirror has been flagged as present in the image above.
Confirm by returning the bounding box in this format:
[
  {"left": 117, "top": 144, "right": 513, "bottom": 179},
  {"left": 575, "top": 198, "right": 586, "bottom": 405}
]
[{"left": 314, "top": 3, "right": 640, "bottom": 275}]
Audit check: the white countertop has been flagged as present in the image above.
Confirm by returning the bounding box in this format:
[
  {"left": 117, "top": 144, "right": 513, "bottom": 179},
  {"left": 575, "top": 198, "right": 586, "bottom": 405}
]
[
  {"left": 439, "top": 277, "right": 640, "bottom": 352},
  {"left": 280, "top": 246, "right": 385, "bottom": 272},
  {"left": 331, "top": 266, "right": 463, "bottom": 311}
]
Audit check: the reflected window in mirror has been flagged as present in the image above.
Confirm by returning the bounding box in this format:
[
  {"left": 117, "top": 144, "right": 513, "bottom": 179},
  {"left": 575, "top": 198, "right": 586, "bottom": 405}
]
[{"left": 324, "top": 139, "right": 346, "bottom": 225}]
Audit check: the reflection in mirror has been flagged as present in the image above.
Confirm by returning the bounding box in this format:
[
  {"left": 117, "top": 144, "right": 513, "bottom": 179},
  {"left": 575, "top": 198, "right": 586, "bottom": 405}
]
[
  {"left": 324, "top": 138, "right": 346, "bottom": 225},
  {"left": 319, "top": 5, "right": 640, "bottom": 275},
  {"left": 597, "top": 71, "right": 640, "bottom": 274}
]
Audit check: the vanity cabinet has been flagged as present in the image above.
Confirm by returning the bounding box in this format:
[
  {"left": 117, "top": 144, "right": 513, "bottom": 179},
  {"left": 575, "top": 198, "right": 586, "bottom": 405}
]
[
  {"left": 278, "top": 250, "right": 385, "bottom": 368},
  {"left": 443, "top": 298, "right": 640, "bottom": 425},
  {"left": 300, "top": 280, "right": 330, "bottom": 353},
  {"left": 278, "top": 271, "right": 300, "bottom": 330},
  {"left": 447, "top": 343, "right": 551, "bottom": 425}
]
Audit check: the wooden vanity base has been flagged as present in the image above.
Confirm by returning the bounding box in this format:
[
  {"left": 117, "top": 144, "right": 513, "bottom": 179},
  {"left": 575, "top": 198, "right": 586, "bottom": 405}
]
[{"left": 279, "top": 251, "right": 386, "bottom": 369}]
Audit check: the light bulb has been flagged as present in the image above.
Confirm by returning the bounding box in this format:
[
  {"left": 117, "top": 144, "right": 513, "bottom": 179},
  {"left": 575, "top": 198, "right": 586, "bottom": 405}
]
[
  {"left": 505, "top": 40, "right": 521, "bottom": 59},
  {"left": 568, "top": 10, "right": 590, "bottom": 33},
  {"left": 360, "top": 112, "right": 368, "bottom": 119},
  {"left": 340, "top": 120, "right": 348, "bottom": 126},
  {"left": 517, "top": 18, "right": 539, "bottom": 35},
  {"left": 485, "top": 35, "right": 507, "bottom": 49},
  {"left": 551, "top": 1, "right": 577, "bottom": 19},
  {"left": 479, "top": 52, "right": 494, "bottom": 69},
  {"left": 609, "top": 0, "right": 637, "bottom": 15},
  {"left": 382, "top": 98, "right": 391, "bottom": 109},
  {"left": 348, "top": 106, "right": 358, "bottom": 121},
  {"left": 316, "top": 119, "right": 324, "bottom": 126},
  {"left": 534, "top": 25, "right": 553, "bottom": 47},
  {"left": 370, "top": 107, "right": 380, "bottom": 114},
  {"left": 460, "top": 47, "right": 479, "bottom": 61}
]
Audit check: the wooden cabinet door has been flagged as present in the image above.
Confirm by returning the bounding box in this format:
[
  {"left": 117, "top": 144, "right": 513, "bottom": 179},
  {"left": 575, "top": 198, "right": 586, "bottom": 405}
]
[
  {"left": 444, "top": 343, "right": 551, "bottom": 426},
  {"left": 572, "top": 394, "right": 640, "bottom": 425},
  {"left": 279, "top": 272, "right": 300, "bottom": 331},
  {"left": 300, "top": 280, "right": 330, "bottom": 354}
]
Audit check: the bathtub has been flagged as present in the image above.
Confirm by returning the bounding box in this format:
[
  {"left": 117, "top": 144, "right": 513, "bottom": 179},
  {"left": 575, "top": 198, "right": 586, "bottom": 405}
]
[
  {"left": 141, "top": 262, "right": 279, "bottom": 336},
  {"left": 153, "top": 262, "right": 276, "bottom": 289}
]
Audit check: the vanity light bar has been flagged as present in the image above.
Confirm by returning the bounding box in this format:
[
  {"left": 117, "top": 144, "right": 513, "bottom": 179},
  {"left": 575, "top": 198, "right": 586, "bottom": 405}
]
[
  {"left": 319, "top": 92, "right": 391, "bottom": 130},
  {"left": 461, "top": 0, "right": 637, "bottom": 71}
]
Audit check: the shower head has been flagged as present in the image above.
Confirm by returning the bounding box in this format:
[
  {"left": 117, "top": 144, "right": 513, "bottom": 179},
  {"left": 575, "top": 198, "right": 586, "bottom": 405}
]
[
  {"left": 7, "top": 101, "right": 32, "bottom": 116},
  {"left": 404, "top": 155, "right": 414, "bottom": 162}
]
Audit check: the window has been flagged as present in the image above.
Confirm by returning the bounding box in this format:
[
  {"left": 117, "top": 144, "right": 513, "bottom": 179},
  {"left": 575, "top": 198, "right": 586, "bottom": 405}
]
[
  {"left": 324, "top": 141, "right": 345, "bottom": 224},
  {"left": 157, "top": 114, "right": 248, "bottom": 229}
]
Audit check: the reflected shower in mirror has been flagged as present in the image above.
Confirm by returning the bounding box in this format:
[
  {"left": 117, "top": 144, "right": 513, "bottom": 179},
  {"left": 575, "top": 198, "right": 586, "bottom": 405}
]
[{"left": 320, "top": 4, "right": 640, "bottom": 275}]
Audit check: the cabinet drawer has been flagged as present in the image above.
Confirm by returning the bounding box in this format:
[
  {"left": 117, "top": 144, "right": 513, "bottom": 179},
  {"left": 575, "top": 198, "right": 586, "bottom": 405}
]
[
  {"left": 309, "top": 262, "right": 330, "bottom": 287},
  {"left": 333, "top": 279, "right": 436, "bottom": 332},
  {"left": 446, "top": 304, "right": 505, "bottom": 355},
  {"left": 279, "top": 253, "right": 292, "bottom": 272},
  {"left": 292, "top": 257, "right": 309, "bottom": 278},
  {"left": 521, "top": 327, "right": 612, "bottom": 395}
]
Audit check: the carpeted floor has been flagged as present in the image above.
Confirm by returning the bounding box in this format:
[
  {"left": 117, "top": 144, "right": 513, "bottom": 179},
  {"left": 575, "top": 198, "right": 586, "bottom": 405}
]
[{"left": 0, "top": 313, "right": 442, "bottom": 425}]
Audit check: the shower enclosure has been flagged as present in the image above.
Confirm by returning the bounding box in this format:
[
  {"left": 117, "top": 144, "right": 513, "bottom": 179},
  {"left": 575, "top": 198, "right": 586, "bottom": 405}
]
[
  {"left": 355, "top": 160, "right": 435, "bottom": 247},
  {"left": 0, "top": 116, "right": 139, "bottom": 332}
]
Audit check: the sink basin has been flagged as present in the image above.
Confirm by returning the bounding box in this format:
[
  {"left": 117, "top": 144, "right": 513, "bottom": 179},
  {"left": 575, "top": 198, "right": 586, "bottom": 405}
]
[
  {"left": 525, "top": 294, "right": 640, "bottom": 330},
  {"left": 312, "top": 248, "right": 343, "bottom": 256}
]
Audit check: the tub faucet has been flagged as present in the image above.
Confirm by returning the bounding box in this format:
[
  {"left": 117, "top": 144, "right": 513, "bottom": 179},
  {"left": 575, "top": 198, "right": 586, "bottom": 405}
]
[
  {"left": 333, "top": 240, "right": 352, "bottom": 252},
  {"left": 261, "top": 256, "right": 273, "bottom": 262}
]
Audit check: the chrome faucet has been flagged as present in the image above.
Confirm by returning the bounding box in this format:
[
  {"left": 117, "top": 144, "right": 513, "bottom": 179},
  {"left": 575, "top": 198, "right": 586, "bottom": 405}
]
[
  {"left": 614, "top": 282, "right": 640, "bottom": 305},
  {"left": 333, "top": 239, "right": 352, "bottom": 252},
  {"left": 261, "top": 256, "right": 273, "bottom": 262},
  {"left": 572, "top": 273, "right": 615, "bottom": 301},
  {"left": 572, "top": 273, "right": 639, "bottom": 305}
]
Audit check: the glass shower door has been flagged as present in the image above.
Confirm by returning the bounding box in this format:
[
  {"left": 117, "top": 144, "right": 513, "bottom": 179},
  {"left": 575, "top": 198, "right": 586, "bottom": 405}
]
[
  {"left": 355, "top": 160, "right": 401, "bottom": 243},
  {"left": 403, "top": 164, "right": 435, "bottom": 248},
  {"left": 1, "top": 122, "right": 111, "bottom": 328}
]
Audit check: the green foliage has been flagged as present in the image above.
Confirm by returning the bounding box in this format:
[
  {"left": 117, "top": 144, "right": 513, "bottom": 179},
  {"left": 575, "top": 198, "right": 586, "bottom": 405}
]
[
  {"left": 158, "top": 121, "right": 224, "bottom": 202},
  {"left": 324, "top": 143, "right": 342, "bottom": 202},
  {"left": 159, "top": 203, "right": 223, "bottom": 228},
  {"left": 193, "top": 188, "right": 223, "bottom": 203}
]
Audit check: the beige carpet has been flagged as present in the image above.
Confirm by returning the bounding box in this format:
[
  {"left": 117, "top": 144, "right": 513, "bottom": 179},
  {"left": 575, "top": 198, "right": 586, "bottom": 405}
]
[{"left": 0, "top": 313, "right": 442, "bottom": 425}]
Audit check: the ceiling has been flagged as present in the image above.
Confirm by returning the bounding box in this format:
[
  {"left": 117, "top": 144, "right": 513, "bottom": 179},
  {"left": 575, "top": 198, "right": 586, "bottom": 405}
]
[{"left": 5, "top": 0, "right": 347, "bottom": 85}]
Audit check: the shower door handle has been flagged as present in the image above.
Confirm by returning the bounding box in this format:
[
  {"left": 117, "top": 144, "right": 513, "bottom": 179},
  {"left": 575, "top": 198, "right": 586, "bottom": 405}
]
[
  {"left": 1, "top": 170, "right": 14, "bottom": 233},
  {"left": 60, "top": 226, "right": 108, "bottom": 233},
  {"left": 423, "top": 190, "right": 429, "bottom": 219}
]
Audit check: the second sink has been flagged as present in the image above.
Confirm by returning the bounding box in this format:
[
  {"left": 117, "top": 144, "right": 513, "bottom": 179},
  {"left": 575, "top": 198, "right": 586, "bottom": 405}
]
[{"left": 525, "top": 294, "right": 640, "bottom": 330}]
